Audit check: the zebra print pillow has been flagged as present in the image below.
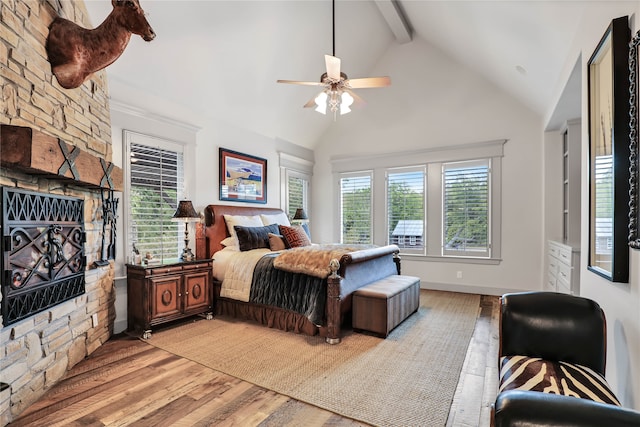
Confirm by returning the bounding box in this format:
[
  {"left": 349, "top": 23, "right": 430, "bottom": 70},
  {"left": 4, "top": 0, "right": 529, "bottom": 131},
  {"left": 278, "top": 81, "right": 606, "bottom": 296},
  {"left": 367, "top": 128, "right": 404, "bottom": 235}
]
[{"left": 499, "top": 355, "right": 621, "bottom": 406}]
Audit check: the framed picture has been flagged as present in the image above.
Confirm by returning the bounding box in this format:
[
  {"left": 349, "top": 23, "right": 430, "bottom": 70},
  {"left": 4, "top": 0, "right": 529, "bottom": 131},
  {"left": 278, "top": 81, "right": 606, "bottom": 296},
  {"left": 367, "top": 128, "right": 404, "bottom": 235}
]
[
  {"left": 219, "top": 147, "right": 267, "bottom": 204},
  {"left": 629, "top": 28, "right": 640, "bottom": 249},
  {"left": 587, "top": 16, "right": 630, "bottom": 282}
]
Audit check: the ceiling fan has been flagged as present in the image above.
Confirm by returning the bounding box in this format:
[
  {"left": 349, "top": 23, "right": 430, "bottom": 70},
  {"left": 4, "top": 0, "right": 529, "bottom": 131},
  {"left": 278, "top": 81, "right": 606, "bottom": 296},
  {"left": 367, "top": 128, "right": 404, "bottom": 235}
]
[{"left": 277, "top": 0, "right": 391, "bottom": 118}]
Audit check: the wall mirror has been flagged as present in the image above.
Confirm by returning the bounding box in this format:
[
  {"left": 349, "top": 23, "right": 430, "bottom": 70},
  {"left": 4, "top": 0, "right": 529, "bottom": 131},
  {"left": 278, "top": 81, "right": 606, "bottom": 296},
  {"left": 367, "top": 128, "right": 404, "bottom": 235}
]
[
  {"left": 587, "top": 16, "right": 630, "bottom": 282},
  {"left": 629, "top": 27, "right": 640, "bottom": 250}
]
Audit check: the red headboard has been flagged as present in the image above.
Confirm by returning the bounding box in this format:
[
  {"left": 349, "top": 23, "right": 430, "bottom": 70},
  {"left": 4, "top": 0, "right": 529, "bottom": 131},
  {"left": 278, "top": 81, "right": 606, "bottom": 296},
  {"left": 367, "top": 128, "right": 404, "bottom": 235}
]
[{"left": 204, "top": 204, "right": 286, "bottom": 258}]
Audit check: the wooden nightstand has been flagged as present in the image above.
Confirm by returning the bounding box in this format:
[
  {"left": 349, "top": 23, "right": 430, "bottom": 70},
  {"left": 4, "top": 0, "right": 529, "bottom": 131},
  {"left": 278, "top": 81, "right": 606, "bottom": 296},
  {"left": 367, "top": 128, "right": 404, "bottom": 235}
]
[{"left": 126, "top": 259, "right": 213, "bottom": 339}]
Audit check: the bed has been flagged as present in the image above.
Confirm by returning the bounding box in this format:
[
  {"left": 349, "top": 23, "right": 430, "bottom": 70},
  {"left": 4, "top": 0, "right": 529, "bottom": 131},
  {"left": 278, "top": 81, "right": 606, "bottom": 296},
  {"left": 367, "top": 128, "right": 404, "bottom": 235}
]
[{"left": 203, "top": 204, "right": 401, "bottom": 344}]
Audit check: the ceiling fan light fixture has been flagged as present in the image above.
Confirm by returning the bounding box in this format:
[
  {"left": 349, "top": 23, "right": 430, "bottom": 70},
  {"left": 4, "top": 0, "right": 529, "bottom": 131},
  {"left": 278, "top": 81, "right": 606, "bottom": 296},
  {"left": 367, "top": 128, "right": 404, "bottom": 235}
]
[
  {"left": 340, "top": 91, "right": 354, "bottom": 115},
  {"left": 276, "top": 0, "right": 390, "bottom": 118},
  {"left": 314, "top": 91, "right": 328, "bottom": 114}
]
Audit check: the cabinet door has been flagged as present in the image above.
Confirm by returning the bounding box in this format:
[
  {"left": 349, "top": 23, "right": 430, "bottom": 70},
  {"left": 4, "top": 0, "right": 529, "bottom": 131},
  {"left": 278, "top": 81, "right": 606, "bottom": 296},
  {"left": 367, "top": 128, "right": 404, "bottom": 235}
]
[
  {"left": 183, "top": 271, "right": 211, "bottom": 313},
  {"left": 150, "top": 275, "right": 181, "bottom": 320}
]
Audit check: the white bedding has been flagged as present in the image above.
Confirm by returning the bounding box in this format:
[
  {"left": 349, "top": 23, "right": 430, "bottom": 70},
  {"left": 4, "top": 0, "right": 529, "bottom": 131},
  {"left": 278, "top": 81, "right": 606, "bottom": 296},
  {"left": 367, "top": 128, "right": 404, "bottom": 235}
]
[
  {"left": 218, "top": 248, "right": 271, "bottom": 302},
  {"left": 211, "top": 246, "right": 239, "bottom": 281}
]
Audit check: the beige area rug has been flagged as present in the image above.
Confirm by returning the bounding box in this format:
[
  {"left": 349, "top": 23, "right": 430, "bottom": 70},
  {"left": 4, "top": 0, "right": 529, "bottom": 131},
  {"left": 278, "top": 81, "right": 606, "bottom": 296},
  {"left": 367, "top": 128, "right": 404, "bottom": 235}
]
[{"left": 146, "top": 290, "right": 481, "bottom": 427}]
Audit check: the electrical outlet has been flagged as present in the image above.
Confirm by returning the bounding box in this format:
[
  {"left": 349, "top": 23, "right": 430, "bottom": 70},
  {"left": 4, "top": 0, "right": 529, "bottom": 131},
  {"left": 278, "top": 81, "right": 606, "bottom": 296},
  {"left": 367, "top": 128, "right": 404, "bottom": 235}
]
[
  {"left": 92, "top": 313, "right": 99, "bottom": 327},
  {"left": 456, "top": 271, "right": 463, "bottom": 279}
]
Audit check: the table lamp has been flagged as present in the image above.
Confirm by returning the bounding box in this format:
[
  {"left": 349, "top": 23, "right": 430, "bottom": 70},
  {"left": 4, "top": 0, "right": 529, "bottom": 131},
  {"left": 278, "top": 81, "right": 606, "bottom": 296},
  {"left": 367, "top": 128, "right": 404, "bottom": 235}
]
[{"left": 171, "top": 200, "right": 200, "bottom": 261}]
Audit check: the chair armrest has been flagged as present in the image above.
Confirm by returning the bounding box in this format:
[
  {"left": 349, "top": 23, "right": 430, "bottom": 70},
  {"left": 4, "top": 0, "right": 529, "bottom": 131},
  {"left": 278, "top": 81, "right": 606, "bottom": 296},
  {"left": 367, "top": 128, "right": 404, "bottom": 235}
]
[
  {"left": 500, "top": 292, "right": 606, "bottom": 374},
  {"left": 493, "top": 390, "right": 640, "bottom": 427}
]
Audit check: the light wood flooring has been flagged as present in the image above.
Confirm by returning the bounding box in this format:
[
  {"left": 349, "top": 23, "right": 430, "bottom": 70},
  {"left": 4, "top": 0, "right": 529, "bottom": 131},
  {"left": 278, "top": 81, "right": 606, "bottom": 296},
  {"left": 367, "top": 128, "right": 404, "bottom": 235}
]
[{"left": 9, "top": 294, "right": 499, "bottom": 427}]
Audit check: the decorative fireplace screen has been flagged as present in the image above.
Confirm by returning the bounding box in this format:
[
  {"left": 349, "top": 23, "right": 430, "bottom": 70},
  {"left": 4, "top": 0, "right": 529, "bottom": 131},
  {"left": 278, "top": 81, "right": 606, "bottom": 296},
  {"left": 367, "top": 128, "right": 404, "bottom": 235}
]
[{"left": 1, "top": 187, "right": 85, "bottom": 326}]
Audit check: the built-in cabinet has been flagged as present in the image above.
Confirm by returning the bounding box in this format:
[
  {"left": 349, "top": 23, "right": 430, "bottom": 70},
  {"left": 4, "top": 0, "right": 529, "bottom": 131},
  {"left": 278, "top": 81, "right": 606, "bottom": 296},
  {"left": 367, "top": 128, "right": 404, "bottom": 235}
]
[
  {"left": 562, "top": 119, "right": 581, "bottom": 244},
  {"left": 545, "top": 119, "right": 581, "bottom": 294},
  {"left": 127, "top": 260, "right": 213, "bottom": 338},
  {"left": 547, "top": 240, "right": 580, "bottom": 295}
]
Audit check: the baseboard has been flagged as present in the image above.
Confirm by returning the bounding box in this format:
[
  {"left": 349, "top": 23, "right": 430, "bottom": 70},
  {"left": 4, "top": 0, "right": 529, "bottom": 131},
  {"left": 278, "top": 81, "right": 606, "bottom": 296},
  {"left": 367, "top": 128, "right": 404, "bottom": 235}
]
[{"left": 421, "top": 281, "right": 526, "bottom": 297}]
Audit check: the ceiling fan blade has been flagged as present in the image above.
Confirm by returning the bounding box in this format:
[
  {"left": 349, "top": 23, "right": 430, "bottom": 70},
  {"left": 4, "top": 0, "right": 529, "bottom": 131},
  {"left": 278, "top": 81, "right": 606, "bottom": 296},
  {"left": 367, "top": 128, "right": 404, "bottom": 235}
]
[
  {"left": 347, "top": 76, "right": 391, "bottom": 89},
  {"left": 303, "top": 95, "right": 319, "bottom": 108},
  {"left": 345, "top": 89, "right": 366, "bottom": 106},
  {"left": 325, "top": 55, "right": 341, "bottom": 81},
  {"left": 277, "top": 79, "right": 325, "bottom": 86}
]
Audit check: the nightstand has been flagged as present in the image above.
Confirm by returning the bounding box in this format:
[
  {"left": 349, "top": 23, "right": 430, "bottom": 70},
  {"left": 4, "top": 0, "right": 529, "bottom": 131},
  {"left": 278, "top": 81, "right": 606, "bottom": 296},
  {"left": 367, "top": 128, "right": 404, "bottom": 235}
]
[{"left": 126, "top": 259, "right": 213, "bottom": 339}]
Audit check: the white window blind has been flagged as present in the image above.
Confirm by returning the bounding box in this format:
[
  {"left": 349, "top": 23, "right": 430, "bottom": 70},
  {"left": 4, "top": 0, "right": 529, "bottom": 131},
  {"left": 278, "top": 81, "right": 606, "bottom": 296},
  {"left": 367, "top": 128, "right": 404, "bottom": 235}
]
[
  {"left": 593, "top": 154, "right": 613, "bottom": 258},
  {"left": 340, "top": 172, "right": 372, "bottom": 244},
  {"left": 443, "top": 159, "right": 490, "bottom": 257},
  {"left": 386, "top": 167, "right": 426, "bottom": 254},
  {"left": 287, "top": 174, "right": 308, "bottom": 220},
  {"left": 127, "top": 134, "right": 185, "bottom": 261}
]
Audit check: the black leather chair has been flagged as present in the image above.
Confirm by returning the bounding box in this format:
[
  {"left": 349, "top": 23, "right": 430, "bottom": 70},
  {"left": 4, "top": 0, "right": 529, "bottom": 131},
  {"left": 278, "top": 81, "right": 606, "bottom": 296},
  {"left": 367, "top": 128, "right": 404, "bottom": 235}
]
[{"left": 492, "top": 291, "right": 640, "bottom": 427}]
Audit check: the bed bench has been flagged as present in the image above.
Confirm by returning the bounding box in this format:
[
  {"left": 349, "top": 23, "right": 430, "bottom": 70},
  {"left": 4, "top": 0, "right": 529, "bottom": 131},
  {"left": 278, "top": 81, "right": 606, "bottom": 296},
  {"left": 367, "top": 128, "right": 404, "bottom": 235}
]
[{"left": 352, "top": 275, "right": 420, "bottom": 337}]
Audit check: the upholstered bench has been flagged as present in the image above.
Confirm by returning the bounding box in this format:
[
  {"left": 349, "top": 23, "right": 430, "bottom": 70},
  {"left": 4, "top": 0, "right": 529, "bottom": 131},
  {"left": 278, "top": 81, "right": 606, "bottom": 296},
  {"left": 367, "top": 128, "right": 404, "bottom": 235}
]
[{"left": 352, "top": 275, "right": 420, "bottom": 337}]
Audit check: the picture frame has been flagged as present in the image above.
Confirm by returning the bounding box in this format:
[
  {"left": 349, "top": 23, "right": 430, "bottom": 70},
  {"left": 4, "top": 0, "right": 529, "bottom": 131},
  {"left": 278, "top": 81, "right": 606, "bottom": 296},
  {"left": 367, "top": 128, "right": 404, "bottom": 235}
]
[
  {"left": 587, "top": 16, "right": 630, "bottom": 282},
  {"left": 219, "top": 147, "right": 267, "bottom": 204},
  {"left": 629, "top": 28, "right": 640, "bottom": 249}
]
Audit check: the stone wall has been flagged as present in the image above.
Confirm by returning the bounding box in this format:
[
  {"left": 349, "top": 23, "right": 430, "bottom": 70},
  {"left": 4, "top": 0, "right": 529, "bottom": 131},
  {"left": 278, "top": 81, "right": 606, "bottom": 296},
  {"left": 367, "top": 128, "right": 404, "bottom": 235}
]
[{"left": 0, "top": 1, "right": 115, "bottom": 425}]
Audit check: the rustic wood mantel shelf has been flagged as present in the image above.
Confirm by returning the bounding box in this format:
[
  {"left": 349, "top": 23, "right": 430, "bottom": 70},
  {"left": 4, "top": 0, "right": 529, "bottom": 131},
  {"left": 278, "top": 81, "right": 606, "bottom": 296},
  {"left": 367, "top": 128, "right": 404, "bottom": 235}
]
[{"left": 0, "top": 124, "right": 123, "bottom": 191}]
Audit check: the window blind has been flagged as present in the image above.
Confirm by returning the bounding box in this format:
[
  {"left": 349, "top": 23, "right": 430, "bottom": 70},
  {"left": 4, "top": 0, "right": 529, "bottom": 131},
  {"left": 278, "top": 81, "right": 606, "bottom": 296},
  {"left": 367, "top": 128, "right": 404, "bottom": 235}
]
[
  {"left": 340, "top": 173, "right": 372, "bottom": 244},
  {"left": 287, "top": 175, "right": 308, "bottom": 220},
  {"left": 386, "top": 167, "right": 425, "bottom": 254},
  {"left": 443, "top": 159, "right": 490, "bottom": 257},
  {"left": 128, "top": 140, "right": 185, "bottom": 261},
  {"left": 593, "top": 154, "right": 613, "bottom": 256}
]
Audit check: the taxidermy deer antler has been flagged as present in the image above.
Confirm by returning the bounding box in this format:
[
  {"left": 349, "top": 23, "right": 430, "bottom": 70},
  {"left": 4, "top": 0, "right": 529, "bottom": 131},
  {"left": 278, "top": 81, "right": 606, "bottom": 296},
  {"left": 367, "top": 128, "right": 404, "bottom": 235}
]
[{"left": 46, "top": 0, "right": 156, "bottom": 89}]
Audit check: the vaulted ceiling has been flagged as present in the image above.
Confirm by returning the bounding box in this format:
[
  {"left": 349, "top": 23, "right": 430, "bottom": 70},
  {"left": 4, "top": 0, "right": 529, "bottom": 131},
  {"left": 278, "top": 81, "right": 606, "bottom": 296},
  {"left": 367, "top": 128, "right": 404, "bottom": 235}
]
[{"left": 85, "top": 0, "right": 596, "bottom": 148}]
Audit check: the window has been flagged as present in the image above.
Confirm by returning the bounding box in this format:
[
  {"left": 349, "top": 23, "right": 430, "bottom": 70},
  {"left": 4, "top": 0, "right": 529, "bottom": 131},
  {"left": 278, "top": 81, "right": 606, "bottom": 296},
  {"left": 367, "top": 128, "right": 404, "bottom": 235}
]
[
  {"left": 386, "top": 167, "right": 426, "bottom": 255},
  {"left": 286, "top": 172, "right": 309, "bottom": 220},
  {"left": 279, "top": 152, "right": 313, "bottom": 223},
  {"left": 125, "top": 131, "right": 185, "bottom": 261},
  {"left": 340, "top": 172, "right": 373, "bottom": 244},
  {"left": 442, "top": 160, "right": 490, "bottom": 257},
  {"left": 332, "top": 139, "right": 504, "bottom": 262}
]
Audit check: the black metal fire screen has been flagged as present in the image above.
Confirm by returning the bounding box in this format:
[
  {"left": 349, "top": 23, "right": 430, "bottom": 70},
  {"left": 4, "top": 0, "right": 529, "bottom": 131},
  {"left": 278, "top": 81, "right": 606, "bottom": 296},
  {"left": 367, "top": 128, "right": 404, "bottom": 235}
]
[{"left": 1, "top": 187, "right": 85, "bottom": 326}]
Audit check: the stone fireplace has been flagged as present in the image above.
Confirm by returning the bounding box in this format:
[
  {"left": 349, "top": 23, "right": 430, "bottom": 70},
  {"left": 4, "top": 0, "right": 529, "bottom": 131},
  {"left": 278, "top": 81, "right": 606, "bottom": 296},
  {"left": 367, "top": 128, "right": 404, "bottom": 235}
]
[{"left": 0, "top": 0, "right": 119, "bottom": 424}]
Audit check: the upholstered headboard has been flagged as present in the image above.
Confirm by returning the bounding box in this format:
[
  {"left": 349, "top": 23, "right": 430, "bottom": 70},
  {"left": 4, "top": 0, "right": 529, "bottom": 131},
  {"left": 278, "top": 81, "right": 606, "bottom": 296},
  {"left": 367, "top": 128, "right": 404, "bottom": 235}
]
[{"left": 203, "top": 204, "right": 286, "bottom": 258}]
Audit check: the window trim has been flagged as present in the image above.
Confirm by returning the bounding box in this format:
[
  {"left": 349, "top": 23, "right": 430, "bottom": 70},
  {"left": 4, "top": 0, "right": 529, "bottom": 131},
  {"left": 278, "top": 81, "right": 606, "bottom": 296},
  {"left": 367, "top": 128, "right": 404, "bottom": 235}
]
[
  {"left": 441, "top": 159, "right": 491, "bottom": 258},
  {"left": 338, "top": 170, "right": 374, "bottom": 244},
  {"left": 385, "top": 165, "right": 427, "bottom": 256},
  {"left": 279, "top": 152, "right": 313, "bottom": 221},
  {"left": 123, "top": 130, "right": 187, "bottom": 262}
]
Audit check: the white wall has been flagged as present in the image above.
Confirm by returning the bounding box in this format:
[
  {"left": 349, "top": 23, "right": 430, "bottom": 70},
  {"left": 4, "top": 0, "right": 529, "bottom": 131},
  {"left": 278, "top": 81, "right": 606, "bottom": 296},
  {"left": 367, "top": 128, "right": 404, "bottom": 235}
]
[
  {"left": 567, "top": 3, "right": 640, "bottom": 409},
  {"left": 313, "top": 36, "right": 544, "bottom": 296},
  {"left": 542, "top": 1, "right": 640, "bottom": 409}
]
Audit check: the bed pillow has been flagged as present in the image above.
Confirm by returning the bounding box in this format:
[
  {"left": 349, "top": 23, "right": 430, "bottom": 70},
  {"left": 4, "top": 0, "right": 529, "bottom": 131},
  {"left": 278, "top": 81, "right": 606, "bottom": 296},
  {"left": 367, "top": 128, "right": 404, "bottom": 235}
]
[
  {"left": 268, "top": 233, "right": 287, "bottom": 251},
  {"left": 260, "top": 212, "right": 291, "bottom": 227},
  {"left": 223, "top": 214, "right": 263, "bottom": 246},
  {"left": 279, "top": 224, "right": 311, "bottom": 248},
  {"left": 234, "top": 224, "right": 280, "bottom": 252}
]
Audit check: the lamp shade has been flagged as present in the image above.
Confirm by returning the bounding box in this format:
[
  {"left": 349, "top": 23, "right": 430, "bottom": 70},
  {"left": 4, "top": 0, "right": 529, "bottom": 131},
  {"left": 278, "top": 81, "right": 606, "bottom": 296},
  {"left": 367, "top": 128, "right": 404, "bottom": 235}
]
[
  {"left": 171, "top": 200, "right": 199, "bottom": 221},
  {"left": 293, "top": 208, "right": 308, "bottom": 220}
]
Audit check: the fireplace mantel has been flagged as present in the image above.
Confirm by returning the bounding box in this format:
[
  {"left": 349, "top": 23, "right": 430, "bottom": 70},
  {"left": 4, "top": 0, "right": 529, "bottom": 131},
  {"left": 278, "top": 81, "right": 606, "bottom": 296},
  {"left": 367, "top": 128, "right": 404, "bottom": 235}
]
[{"left": 0, "top": 125, "right": 123, "bottom": 191}]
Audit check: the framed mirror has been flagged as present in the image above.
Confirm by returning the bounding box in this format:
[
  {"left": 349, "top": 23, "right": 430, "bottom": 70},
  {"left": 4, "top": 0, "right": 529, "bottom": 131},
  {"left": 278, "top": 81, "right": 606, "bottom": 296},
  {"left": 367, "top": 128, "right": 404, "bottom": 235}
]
[
  {"left": 587, "top": 16, "right": 630, "bottom": 282},
  {"left": 629, "top": 28, "right": 640, "bottom": 249}
]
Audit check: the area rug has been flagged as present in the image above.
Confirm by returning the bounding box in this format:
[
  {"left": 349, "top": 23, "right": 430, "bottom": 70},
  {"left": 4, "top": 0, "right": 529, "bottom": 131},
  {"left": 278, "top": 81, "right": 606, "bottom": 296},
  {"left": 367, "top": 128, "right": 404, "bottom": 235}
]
[{"left": 146, "top": 290, "right": 481, "bottom": 427}]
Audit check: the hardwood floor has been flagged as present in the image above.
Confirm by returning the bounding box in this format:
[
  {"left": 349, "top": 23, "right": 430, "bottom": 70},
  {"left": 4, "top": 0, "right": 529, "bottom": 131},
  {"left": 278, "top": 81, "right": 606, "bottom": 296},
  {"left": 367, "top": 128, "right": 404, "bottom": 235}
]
[{"left": 9, "top": 295, "right": 499, "bottom": 427}]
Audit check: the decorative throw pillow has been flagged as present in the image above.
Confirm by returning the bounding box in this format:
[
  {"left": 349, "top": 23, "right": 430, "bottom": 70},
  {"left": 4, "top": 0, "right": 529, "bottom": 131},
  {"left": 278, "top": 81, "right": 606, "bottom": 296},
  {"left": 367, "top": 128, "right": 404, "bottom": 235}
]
[
  {"left": 260, "top": 212, "right": 291, "bottom": 227},
  {"left": 234, "top": 224, "right": 280, "bottom": 252},
  {"left": 279, "top": 224, "right": 311, "bottom": 248},
  {"left": 223, "top": 214, "right": 263, "bottom": 247},
  {"left": 268, "top": 233, "right": 287, "bottom": 251}
]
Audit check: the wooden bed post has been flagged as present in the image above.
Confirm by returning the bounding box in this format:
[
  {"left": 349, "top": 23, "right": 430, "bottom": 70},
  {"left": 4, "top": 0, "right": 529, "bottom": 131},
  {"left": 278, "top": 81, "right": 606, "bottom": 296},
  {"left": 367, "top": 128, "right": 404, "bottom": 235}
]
[{"left": 326, "top": 259, "right": 342, "bottom": 344}]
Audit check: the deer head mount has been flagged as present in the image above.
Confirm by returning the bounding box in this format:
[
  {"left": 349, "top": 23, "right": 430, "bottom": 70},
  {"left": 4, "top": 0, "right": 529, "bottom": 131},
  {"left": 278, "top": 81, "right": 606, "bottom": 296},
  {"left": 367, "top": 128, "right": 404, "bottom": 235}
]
[{"left": 46, "top": 0, "right": 156, "bottom": 89}]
